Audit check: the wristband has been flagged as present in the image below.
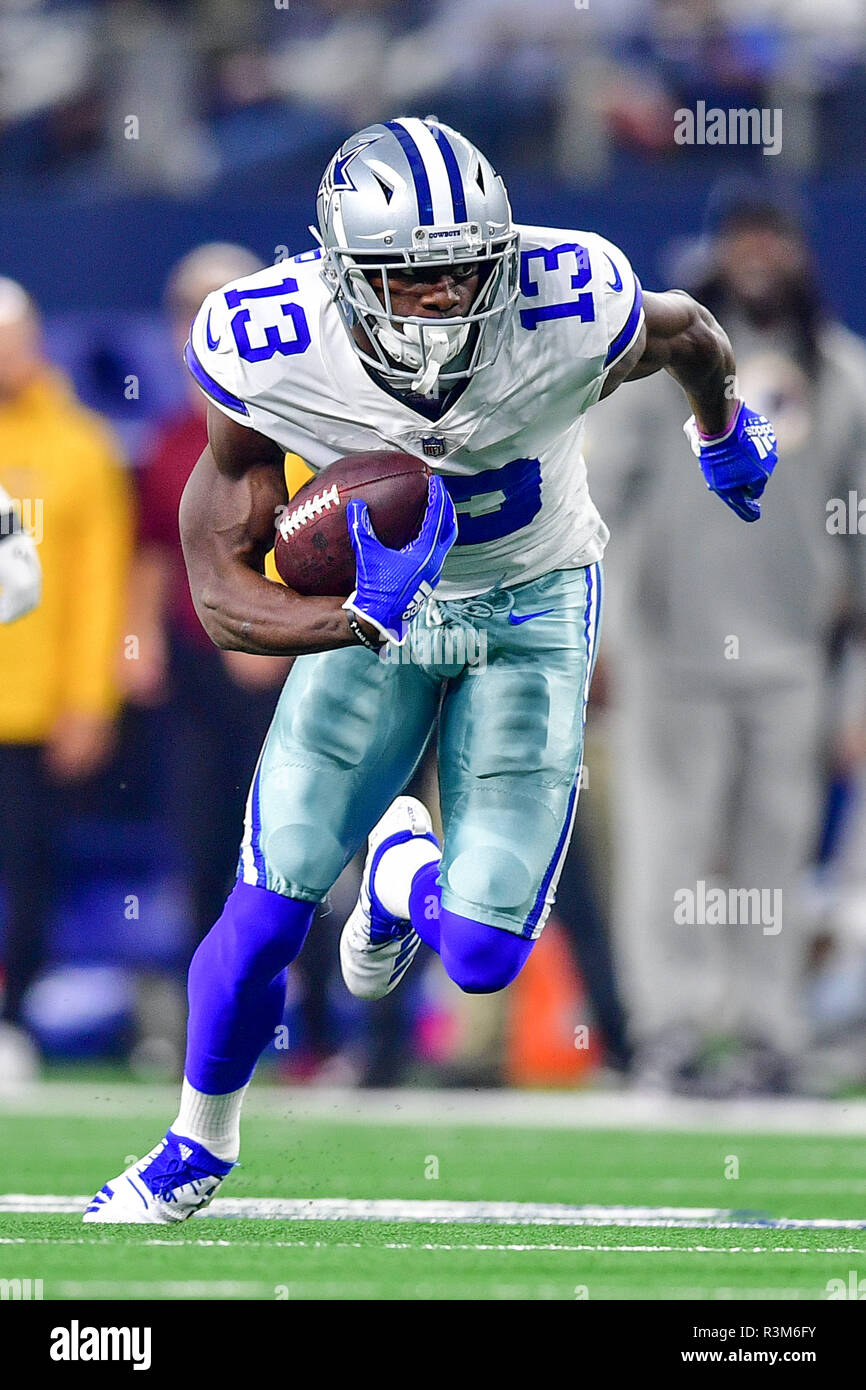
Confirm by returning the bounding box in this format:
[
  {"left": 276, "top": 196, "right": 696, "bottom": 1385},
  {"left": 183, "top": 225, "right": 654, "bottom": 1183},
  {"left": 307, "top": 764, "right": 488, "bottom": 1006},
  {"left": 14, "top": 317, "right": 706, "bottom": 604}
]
[
  {"left": 696, "top": 400, "right": 742, "bottom": 444},
  {"left": 347, "top": 612, "right": 385, "bottom": 652}
]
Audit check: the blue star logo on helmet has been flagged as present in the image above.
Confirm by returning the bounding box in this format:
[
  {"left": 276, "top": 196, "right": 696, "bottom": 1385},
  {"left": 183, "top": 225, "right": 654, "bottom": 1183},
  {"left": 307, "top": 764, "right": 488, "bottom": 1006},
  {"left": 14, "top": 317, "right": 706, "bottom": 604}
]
[{"left": 320, "top": 136, "right": 380, "bottom": 220}]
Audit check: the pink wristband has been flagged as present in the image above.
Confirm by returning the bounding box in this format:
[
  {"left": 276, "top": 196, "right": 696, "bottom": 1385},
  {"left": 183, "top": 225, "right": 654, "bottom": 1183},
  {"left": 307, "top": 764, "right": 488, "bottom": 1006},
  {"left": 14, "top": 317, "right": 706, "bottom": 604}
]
[{"left": 696, "top": 400, "right": 742, "bottom": 444}]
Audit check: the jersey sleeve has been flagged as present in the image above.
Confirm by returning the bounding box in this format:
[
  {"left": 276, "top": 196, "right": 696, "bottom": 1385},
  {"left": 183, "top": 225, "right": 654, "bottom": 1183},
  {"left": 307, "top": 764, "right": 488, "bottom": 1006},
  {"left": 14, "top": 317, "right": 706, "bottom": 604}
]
[
  {"left": 592, "top": 234, "right": 644, "bottom": 376},
  {"left": 185, "top": 288, "right": 256, "bottom": 426}
]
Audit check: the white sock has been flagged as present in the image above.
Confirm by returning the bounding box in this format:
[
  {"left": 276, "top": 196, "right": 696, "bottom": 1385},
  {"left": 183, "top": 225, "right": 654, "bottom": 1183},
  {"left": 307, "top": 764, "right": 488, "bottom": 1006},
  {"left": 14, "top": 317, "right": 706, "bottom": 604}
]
[
  {"left": 373, "top": 839, "right": 441, "bottom": 920},
  {"left": 172, "top": 1078, "right": 248, "bottom": 1163}
]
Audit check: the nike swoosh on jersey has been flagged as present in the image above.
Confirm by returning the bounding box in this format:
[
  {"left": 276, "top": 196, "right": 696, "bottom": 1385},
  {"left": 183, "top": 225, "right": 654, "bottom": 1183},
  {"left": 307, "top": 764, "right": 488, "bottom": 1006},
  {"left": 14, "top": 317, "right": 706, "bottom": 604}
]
[
  {"left": 508, "top": 608, "right": 555, "bottom": 625},
  {"left": 206, "top": 309, "right": 221, "bottom": 351},
  {"left": 604, "top": 254, "right": 623, "bottom": 292}
]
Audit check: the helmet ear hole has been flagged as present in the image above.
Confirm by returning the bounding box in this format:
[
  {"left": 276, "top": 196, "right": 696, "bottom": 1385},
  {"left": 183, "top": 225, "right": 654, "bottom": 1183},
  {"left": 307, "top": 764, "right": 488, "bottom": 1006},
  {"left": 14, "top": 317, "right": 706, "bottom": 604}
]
[{"left": 371, "top": 172, "right": 394, "bottom": 204}]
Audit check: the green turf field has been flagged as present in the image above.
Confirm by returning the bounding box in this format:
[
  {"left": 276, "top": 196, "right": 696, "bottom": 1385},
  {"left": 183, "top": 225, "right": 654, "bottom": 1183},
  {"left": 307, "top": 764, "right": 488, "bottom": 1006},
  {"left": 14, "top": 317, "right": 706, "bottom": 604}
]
[{"left": 1, "top": 1085, "right": 865, "bottom": 1300}]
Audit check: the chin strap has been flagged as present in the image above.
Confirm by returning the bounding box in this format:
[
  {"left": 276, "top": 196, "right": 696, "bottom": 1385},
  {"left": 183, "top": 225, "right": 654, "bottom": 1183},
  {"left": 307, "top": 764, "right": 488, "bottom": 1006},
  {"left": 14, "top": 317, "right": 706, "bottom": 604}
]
[
  {"left": 375, "top": 321, "right": 469, "bottom": 397},
  {"left": 409, "top": 328, "right": 456, "bottom": 396}
]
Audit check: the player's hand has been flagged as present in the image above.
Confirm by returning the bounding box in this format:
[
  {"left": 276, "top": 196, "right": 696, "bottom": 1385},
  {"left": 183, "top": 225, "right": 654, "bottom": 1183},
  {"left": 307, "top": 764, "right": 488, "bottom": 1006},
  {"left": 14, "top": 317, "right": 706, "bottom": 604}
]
[
  {"left": 684, "top": 402, "right": 777, "bottom": 523},
  {"left": 0, "top": 526, "right": 41, "bottom": 623},
  {"left": 343, "top": 474, "right": 458, "bottom": 644}
]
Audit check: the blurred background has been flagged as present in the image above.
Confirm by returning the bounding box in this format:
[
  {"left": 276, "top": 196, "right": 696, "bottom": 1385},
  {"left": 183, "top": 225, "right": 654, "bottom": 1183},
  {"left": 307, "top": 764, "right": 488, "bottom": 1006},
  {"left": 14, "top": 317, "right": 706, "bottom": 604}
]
[{"left": 2, "top": 0, "right": 866, "bottom": 1099}]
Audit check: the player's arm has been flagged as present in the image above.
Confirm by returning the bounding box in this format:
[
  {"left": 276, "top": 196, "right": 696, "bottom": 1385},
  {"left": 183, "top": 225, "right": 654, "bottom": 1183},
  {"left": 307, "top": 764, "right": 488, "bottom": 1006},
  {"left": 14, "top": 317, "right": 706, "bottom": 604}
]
[
  {"left": 180, "top": 406, "right": 369, "bottom": 655},
  {"left": 601, "top": 288, "right": 778, "bottom": 523},
  {"left": 600, "top": 289, "right": 732, "bottom": 429},
  {"left": 180, "top": 407, "right": 456, "bottom": 654}
]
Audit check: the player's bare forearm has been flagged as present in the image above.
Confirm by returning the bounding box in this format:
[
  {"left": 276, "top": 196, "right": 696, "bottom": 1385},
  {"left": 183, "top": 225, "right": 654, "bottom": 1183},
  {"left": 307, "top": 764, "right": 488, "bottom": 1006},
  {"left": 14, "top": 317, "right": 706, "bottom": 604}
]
[
  {"left": 179, "top": 411, "right": 366, "bottom": 656},
  {"left": 602, "top": 289, "right": 736, "bottom": 435}
]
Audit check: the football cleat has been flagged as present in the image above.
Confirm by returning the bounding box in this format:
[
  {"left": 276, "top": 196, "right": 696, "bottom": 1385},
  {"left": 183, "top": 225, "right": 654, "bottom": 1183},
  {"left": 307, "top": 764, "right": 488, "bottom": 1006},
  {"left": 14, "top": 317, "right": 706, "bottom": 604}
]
[
  {"left": 83, "top": 1130, "right": 234, "bottom": 1224},
  {"left": 340, "top": 796, "right": 439, "bottom": 1001}
]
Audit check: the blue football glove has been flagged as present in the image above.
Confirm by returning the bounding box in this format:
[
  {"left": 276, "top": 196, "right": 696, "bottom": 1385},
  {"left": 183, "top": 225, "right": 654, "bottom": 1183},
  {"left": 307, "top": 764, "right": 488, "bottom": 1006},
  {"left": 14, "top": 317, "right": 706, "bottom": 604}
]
[
  {"left": 684, "top": 401, "right": 778, "bottom": 522},
  {"left": 343, "top": 473, "right": 458, "bottom": 644}
]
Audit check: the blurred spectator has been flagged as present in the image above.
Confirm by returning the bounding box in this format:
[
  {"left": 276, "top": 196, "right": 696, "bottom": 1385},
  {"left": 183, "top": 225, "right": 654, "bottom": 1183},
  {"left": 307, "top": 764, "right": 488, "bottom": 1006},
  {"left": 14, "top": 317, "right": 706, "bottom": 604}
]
[
  {"left": 588, "top": 185, "right": 866, "bottom": 1095},
  {"left": 123, "top": 242, "right": 291, "bottom": 949},
  {"left": 0, "top": 275, "right": 132, "bottom": 1078}
]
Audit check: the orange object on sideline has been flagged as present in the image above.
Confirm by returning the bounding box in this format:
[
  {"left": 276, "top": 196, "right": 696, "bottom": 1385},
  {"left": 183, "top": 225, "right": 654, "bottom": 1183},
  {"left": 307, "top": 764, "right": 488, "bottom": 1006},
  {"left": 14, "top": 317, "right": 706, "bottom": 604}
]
[{"left": 505, "top": 919, "right": 598, "bottom": 1084}]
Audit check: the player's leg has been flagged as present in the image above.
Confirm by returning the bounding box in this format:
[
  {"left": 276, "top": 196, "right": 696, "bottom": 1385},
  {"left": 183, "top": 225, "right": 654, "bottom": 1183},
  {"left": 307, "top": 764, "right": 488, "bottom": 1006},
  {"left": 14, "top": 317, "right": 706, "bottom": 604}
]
[
  {"left": 338, "top": 792, "right": 441, "bottom": 999},
  {"left": 367, "top": 565, "right": 603, "bottom": 992},
  {"left": 190, "top": 643, "right": 438, "bottom": 1068},
  {"left": 433, "top": 565, "right": 602, "bottom": 988},
  {"left": 85, "top": 646, "right": 439, "bottom": 1222}
]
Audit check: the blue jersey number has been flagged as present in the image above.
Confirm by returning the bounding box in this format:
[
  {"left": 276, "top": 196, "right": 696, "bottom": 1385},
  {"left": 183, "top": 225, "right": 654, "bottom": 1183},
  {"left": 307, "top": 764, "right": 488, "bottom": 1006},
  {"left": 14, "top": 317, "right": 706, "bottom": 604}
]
[
  {"left": 519, "top": 243, "right": 595, "bottom": 332},
  {"left": 442, "top": 457, "right": 542, "bottom": 546},
  {"left": 225, "top": 277, "right": 311, "bottom": 362}
]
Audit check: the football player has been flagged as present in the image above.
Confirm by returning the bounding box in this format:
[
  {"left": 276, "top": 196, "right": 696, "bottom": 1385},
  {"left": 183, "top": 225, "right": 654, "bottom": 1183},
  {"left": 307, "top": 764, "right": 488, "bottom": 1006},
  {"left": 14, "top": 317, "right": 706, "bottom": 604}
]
[{"left": 85, "top": 117, "right": 777, "bottom": 1222}]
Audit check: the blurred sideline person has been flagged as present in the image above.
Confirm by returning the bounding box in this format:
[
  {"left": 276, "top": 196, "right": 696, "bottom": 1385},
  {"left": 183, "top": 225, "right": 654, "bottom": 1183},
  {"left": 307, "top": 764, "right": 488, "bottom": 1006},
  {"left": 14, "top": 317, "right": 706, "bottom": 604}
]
[
  {"left": 0, "top": 278, "right": 132, "bottom": 1078},
  {"left": 589, "top": 188, "right": 866, "bottom": 1095},
  {"left": 123, "top": 244, "right": 292, "bottom": 948}
]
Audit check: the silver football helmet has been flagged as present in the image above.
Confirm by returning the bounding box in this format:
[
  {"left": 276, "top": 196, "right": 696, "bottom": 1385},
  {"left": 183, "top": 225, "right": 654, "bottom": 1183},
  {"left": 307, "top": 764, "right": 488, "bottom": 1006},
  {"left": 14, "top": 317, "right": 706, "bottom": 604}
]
[{"left": 315, "top": 117, "right": 519, "bottom": 396}]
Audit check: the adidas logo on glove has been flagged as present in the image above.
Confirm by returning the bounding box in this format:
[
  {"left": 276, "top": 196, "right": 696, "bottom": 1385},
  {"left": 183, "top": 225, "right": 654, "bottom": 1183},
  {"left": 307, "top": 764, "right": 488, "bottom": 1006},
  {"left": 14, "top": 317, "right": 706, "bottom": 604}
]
[{"left": 743, "top": 418, "right": 776, "bottom": 460}]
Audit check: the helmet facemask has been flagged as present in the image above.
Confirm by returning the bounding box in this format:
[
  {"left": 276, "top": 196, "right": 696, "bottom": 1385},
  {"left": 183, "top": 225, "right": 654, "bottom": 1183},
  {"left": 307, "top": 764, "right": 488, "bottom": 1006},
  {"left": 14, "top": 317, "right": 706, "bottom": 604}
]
[{"left": 323, "top": 227, "right": 520, "bottom": 397}]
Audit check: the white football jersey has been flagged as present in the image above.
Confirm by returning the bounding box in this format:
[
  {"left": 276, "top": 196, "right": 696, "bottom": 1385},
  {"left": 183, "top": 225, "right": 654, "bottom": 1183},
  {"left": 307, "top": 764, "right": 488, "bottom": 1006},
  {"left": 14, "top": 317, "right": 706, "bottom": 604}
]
[{"left": 187, "top": 224, "right": 643, "bottom": 599}]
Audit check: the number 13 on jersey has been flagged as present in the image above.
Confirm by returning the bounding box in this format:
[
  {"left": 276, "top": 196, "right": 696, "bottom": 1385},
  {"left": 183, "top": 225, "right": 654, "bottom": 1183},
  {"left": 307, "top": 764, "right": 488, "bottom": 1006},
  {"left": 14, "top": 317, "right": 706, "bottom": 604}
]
[
  {"left": 519, "top": 243, "right": 595, "bottom": 332},
  {"left": 226, "top": 278, "right": 311, "bottom": 362}
]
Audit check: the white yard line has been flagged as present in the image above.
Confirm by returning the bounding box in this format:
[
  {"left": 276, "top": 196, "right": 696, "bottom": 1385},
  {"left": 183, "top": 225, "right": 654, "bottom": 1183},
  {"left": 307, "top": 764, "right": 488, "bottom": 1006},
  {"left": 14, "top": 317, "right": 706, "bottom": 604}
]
[
  {"left": 2, "top": 1235, "right": 865, "bottom": 1254},
  {"left": 48, "top": 1278, "right": 824, "bottom": 1300},
  {"left": 56, "top": 1281, "right": 279, "bottom": 1299},
  {"left": 3, "top": 1082, "right": 866, "bottom": 1135},
  {"left": 3, "top": 1195, "right": 866, "bottom": 1229}
]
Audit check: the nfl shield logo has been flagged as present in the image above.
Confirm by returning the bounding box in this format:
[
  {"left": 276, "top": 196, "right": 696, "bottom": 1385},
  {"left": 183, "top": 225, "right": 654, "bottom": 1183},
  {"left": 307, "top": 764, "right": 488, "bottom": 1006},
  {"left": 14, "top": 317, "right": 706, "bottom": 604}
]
[{"left": 421, "top": 435, "right": 446, "bottom": 458}]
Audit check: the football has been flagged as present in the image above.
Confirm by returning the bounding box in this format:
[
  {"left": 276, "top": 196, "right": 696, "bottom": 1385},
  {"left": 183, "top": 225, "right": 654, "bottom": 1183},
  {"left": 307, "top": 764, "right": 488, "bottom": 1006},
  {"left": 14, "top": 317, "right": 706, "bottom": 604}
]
[{"left": 273, "top": 450, "right": 430, "bottom": 597}]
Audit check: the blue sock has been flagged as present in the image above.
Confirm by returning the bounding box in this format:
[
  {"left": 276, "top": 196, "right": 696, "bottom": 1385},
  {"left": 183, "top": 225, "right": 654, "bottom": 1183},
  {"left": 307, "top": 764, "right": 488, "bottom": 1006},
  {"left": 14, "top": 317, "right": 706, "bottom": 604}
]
[
  {"left": 408, "top": 860, "right": 442, "bottom": 953},
  {"left": 408, "top": 864, "right": 534, "bottom": 993},
  {"left": 185, "top": 880, "right": 314, "bottom": 1094}
]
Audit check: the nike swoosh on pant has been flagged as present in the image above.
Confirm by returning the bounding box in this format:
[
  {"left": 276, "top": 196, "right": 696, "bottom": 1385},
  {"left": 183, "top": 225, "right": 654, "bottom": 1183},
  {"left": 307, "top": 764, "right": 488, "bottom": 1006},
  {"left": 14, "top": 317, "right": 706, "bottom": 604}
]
[{"left": 508, "top": 608, "right": 555, "bottom": 625}]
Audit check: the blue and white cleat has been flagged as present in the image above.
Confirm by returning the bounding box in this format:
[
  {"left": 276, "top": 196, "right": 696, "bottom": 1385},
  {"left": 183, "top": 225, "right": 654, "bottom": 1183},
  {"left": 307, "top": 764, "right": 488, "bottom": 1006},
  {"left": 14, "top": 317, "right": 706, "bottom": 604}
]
[
  {"left": 83, "top": 1130, "right": 234, "bottom": 1224},
  {"left": 340, "top": 796, "right": 439, "bottom": 1001}
]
